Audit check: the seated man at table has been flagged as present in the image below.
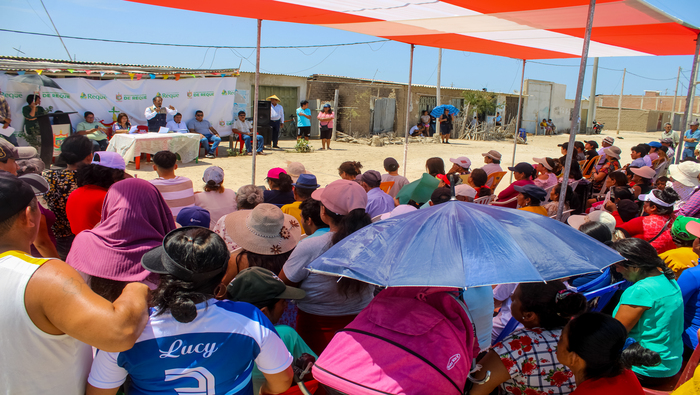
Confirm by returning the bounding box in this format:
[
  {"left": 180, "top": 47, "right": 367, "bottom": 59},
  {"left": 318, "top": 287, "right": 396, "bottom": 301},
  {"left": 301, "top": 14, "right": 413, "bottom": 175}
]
[
  {"left": 165, "top": 113, "right": 188, "bottom": 133},
  {"left": 232, "top": 111, "right": 265, "bottom": 156},
  {"left": 187, "top": 110, "right": 221, "bottom": 159},
  {"left": 76, "top": 111, "right": 109, "bottom": 152}
]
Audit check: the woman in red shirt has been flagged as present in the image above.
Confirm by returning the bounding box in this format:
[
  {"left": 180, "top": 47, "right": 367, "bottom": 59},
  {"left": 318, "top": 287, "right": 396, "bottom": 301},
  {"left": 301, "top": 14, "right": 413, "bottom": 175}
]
[
  {"left": 557, "top": 312, "right": 659, "bottom": 395},
  {"left": 617, "top": 188, "right": 679, "bottom": 254},
  {"left": 496, "top": 162, "right": 535, "bottom": 208}
]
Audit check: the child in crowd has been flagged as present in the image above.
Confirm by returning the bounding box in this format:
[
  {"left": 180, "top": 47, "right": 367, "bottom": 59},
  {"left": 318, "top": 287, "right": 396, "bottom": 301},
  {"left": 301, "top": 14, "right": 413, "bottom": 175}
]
[
  {"left": 282, "top": 173, "right": 320, "bottom": 232},
  {"left": 150, "top": 150, "right": 195, "bottom": 218},
  {"left": 381, "top": 157, "right": 409, "bottom": 198},
  {"left": 655, "top": 176, "right": 669, "bottom": 191},
  {"left": 468, "top": 168, "right": 492, "bottom": 198}
]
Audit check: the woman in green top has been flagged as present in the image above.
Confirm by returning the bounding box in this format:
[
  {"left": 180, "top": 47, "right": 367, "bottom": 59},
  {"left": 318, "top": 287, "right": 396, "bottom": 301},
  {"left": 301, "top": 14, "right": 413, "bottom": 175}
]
[
  {"left": 21, "top": 94, "right": 47, "bottom": 148},
  {"left": 611, "top": 238, "right": 684, "bottom": 387}
]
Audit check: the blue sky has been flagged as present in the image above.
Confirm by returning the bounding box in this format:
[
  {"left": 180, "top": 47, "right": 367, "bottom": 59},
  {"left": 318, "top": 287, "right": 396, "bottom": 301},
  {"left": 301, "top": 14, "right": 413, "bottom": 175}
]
[{"left": 1, "top": 0, "right": 699, "bottom": 99}]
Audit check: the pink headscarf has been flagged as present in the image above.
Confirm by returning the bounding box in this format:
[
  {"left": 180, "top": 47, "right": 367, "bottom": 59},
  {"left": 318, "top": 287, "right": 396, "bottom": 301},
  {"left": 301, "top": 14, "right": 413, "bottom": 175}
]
[{"left": 67, "top": 178, "right": 176, "bottom": 282}]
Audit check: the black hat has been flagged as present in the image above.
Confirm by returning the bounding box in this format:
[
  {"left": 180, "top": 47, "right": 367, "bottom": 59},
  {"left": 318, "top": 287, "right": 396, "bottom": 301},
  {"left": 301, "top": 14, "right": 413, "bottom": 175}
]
[
  {"left": 508, "top": 162, "right": 535, "bottom": 176},
  {"left": 558, "top": 142, "right": 569, "bottom": 149},
  {"left": 514, "top": 184, "right": 547, "bottom": 202},
  {"left": 584, "top": 140, "right": 599, "bottom": 149},
  {"left": 227, "top": 267, "right": 306, "bottom": 306},
  {"left": 141, "top": 227, "right": 227, "bottom": 282},
  {"left": 0, "top": 174, "right": 36, "bottom": 222}
]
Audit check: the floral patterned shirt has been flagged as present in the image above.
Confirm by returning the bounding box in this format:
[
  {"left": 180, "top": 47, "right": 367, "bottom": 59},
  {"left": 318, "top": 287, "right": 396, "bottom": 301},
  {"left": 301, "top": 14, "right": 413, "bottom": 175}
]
[
  {"left": 42, "top": 169, "right": 78, "bottom": 238},
  {"left": 493, "top": 327, "right": 576, "bottom": 395}
]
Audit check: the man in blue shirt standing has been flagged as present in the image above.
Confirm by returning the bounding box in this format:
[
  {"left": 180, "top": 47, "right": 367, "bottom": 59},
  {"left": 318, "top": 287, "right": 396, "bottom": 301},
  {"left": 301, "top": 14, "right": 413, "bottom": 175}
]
[
  {"left": 495, "top": 112, "right": 502, "bottom": 127},
  {"left": 296, "top": 100, "right": 311, "bottom": 142},
  {"left": 683, "top": 121, "right": 700, "bottom": 160},
  {"left": 187, "top": 110, "right": 221, "bottom": 159}
]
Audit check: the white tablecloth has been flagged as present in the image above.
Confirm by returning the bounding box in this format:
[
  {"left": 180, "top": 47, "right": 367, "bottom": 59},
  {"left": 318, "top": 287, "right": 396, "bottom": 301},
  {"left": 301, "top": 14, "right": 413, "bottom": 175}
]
[{"left": 107, "top": 133, "right": 202, "bottom": 164}]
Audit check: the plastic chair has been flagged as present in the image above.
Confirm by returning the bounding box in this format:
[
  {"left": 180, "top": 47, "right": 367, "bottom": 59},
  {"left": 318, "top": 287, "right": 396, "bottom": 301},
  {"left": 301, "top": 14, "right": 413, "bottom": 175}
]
[
  {"left": 581, "top": 155, "right": 600, "bottom": 178},
  {"left": 643, "top": 329, "right": 700, "bottom": 394},
  {"left": 583, "top": 281, "right": 625, "bottom": 312},
  {"left": 542, "top": 185, "right": 556, "bottom": 203},
  {"left": 490, "top": 195, "right": 518, "bottom": 207},
  {"left": 486, "top": 171, "right": 507, "bottom": 190},
  {"left": 280, "top": 380, "right": 318, "bottom": 395},
  {"left": 473, "top": 195, "right": 495, "bottom": 205},
  {"left": 574, "top": 267, "right": 612, "bottom": 293},
  {"left": 136, "top": 125, "right": 149, "bottom": 133},
  {"left": 379, "top": 181, "right": 395, "bottom": 194}
]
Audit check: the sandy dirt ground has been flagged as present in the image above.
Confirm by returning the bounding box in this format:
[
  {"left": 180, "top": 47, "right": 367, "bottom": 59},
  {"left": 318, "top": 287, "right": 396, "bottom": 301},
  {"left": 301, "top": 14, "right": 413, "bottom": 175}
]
[{"left": 125, "top": 130, "right": 665, "bottom": 194}]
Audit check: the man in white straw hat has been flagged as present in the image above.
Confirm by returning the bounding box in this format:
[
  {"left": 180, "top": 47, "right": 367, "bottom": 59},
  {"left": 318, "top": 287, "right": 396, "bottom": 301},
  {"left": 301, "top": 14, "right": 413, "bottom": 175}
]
[
  {"left": 668, "top": 161, "right": 700, "bottom": 202},
  {"left": 268, "top": 95, "right": 284, "bottom": 149}
]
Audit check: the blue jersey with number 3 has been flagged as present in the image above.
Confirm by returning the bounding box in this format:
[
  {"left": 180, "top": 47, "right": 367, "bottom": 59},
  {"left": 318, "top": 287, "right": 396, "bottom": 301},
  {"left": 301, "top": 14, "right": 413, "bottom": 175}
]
[{"left": 87, "top": 300, "right": 292, "bottom": 395}]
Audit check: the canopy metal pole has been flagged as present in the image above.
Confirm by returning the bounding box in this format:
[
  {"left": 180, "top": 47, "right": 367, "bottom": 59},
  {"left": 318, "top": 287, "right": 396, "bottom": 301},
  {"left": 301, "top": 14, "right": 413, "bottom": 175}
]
[
  {"left": 402, "top": 44, "right": 415, "bottom": 177},
  {"left": 510, "top": 59, "right": 526, "bottom": 183},
  {"left": 676, "top": 33, "right": 700, "bottom": 165},
  {"left": 616, "top": 68, "right": 626, "bottom": 134},
  {"left": 436, "top": 49, "right": 442, "bottom": 107},
  {"left": 557, "top": 0, "right": 596, "bottom": 221},
  {"left": 252, "top": 19, "right": 261, "bottom": 185}
]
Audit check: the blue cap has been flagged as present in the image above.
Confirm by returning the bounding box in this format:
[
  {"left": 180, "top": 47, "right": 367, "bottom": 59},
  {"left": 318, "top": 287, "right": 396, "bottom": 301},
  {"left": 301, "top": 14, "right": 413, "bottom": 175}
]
[
  {"left": 292, "top": 173, "right": 320, "bottom": 189},
  {"left": 648, "top": 141, "right": 662, "bottom": 148},
  {"left": 176, "top": 206, "right": 211, "bottom": 227},
  {"left": 514, "top": 184, "right": 547, "bottom": 202}
]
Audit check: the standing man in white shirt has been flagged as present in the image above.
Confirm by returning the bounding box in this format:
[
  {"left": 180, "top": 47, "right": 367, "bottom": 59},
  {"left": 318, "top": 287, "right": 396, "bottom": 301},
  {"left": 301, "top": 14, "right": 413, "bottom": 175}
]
[
  {"left": 144, "top": 96, "right": 177, "bottom": 132},
  {"left": 232, "top": 111, "right": 265, "bottom": 155},
  {"left": 268, "top": 95, "right": 284, "bottom": 149},
  {"left": 165, "top": 113, "right": 188, "bottom": 133}
]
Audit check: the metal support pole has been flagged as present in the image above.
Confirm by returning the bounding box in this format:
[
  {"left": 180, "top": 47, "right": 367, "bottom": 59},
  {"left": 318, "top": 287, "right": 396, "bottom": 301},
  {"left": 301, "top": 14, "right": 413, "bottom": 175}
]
[
  {"left": 672, "top": 66, "right": 681, "bottom": 125},
  {"left": 252, "top": 19, "right": 261, "bottom": 185},
  {"left": 436, "top": 49, "right": 442, "bottom": 107},
  {"left": 676, "top": 33, "right": 700, "bottom": 165},
  {"left": 402, "top": 44, "right": 415, "bottom": 177},
  {"left": 510, "top": 59, "right": 526, "bottom": 183},
  {"left": 557, "top": 0, "right": 596, "bottom": 221},
  {"left": 616, "top": 68, "right": 626, "bottom": 134},
  {"left": 331, "top": 89, "right": 339, "bottom": 141},
  {"left": 586, "top": 57, "right": 599, "bottom": 134}
]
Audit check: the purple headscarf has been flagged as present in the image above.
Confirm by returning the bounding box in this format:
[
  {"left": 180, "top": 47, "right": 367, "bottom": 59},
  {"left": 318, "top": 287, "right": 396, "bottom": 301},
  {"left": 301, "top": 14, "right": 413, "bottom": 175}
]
[{"left": 67, "top": 178, "right": 176, "bottom": 282}]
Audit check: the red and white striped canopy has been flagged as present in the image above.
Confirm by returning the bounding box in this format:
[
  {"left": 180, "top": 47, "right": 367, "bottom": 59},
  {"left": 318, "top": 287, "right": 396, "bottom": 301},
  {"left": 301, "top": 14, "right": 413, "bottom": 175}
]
[{"left": 130, "top": 0, "right": 699, "bottom": 59}]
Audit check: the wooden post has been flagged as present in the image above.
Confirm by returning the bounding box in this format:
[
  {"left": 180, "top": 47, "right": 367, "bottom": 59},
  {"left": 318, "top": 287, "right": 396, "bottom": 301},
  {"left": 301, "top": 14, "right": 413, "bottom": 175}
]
[
  {"left": 510, "top": 59, "right": 526, "bottom": 183},
  {"left": 676, "top": 33, "right": 700, "bottom": 164},
  {"left": 402, "top": 44, "right": 415, "bottom": 177}
]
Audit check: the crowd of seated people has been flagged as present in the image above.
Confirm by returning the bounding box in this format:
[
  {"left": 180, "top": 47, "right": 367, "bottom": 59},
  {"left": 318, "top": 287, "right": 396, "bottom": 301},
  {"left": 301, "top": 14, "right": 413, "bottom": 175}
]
[{"left": 4, "top": 127, "right": 700, "bottom": 395}]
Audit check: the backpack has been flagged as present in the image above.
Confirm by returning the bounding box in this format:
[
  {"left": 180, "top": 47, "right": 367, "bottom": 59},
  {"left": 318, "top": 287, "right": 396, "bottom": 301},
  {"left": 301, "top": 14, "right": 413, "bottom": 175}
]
[{"left": 312, "top": 287, "right": 479, "bottom": 395}]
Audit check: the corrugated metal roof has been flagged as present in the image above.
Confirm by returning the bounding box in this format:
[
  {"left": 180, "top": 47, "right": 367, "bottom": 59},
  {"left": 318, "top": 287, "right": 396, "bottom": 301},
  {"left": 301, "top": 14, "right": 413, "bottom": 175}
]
[{"left": 0, "top": 56, "right": 238, "bottom": 76}]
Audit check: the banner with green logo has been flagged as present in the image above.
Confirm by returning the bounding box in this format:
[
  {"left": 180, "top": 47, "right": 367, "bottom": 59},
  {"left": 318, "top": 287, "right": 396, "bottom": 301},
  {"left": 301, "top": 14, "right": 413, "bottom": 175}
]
[{"left": 0, "top": 74, "right": 240, "bottom": 137}]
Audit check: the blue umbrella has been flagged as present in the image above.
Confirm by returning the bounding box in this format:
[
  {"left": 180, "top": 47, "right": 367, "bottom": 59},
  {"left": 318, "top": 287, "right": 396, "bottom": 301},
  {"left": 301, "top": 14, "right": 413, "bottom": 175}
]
[
  {"left": 430, "top": 104, "right": 459, "bottom": 118},
  {"left": 308, "top": 201, "right": 622, "bottom": 288}
]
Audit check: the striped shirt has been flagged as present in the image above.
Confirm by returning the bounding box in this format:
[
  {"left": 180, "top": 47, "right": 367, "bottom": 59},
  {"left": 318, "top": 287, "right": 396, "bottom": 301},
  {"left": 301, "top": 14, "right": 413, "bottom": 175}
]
[{"left": 150, "top": 176, "right": 195, "bottom": 217}]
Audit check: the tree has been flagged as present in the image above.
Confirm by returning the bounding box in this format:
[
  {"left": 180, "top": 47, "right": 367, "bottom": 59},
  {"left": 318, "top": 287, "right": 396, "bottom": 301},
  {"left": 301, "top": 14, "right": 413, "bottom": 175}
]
[{"left": 462, "top": 90, "right": 501, "bottom": 118}]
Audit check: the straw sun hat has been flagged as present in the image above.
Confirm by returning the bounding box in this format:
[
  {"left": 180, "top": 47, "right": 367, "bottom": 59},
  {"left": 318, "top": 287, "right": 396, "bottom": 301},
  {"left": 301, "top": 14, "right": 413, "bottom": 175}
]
[{"left": 225, "top": 203, "right": 301, "bottom": 255}]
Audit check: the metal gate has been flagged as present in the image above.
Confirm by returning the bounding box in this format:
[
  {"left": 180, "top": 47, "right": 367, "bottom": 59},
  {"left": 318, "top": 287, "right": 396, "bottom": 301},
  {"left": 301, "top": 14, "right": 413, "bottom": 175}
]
[
  {"left": 371, "top": 98, "right": 396, "bottom": 135},
  {"left": 255, "top": 86, "right": 299, "bottom": 137},
  {"left": 419, "top": 96, "right": 437, "bottom": 114}
]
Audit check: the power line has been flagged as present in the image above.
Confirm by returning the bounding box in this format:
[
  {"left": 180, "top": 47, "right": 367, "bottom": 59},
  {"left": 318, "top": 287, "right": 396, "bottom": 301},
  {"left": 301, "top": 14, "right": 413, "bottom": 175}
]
[
  {"left": 529, "top": 60, "right": 678, "bottom": 81},
  {"left": 38, "top": 0, "right": 71, "bottom": 60},
  {"left": 0, "top": 28, "right": 390, "bottom": 49}
]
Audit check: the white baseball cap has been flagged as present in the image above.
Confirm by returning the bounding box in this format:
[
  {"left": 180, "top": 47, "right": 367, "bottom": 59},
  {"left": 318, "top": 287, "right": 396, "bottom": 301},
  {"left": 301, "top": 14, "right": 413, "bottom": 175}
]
[
  {"left": 567, "top": 210, "right": 616, "bottom": 234},
  {"left": 92, "top": 151, "right": 126, "bottom": 170}
]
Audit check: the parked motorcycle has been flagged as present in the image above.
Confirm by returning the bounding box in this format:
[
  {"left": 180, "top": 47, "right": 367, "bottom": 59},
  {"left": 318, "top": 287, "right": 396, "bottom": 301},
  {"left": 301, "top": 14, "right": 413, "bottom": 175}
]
[{"left": 592, "top": 120, "right": 604, "bottom": 134}]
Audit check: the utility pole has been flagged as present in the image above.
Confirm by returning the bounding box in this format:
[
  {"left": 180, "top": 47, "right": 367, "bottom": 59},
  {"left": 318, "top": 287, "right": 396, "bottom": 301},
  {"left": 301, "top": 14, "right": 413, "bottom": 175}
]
[
  {"left": 586, "top": 57, "right": 599, "bottom": 134},
  {"left": 616, "top": 68, "right": 626, "bottom": 135},
  {"left": 672, "top": 66, "right": 681, "bottom": 127}
]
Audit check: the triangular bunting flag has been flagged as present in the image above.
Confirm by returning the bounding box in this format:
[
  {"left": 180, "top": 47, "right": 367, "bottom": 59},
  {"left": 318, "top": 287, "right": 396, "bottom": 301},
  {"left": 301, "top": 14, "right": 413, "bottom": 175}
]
[
  {"left": 17, "top": 71, "right": 25, "bottom": 75},
  {"left": 35, "top": 70, "right": 43, "bottom": 75},
  {"left": 129, "top": 73, "right": 135, "bottom": 80},
  {"left": 175, "top": 74, "right": 181, "bottom": 81}
]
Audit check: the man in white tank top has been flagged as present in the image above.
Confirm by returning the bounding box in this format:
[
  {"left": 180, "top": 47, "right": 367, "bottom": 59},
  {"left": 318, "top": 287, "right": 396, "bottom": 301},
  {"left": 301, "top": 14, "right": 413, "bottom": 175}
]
[{"left": 0, "top": 174, "right": 150, "bottom": 394}]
